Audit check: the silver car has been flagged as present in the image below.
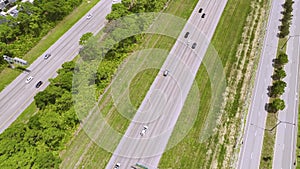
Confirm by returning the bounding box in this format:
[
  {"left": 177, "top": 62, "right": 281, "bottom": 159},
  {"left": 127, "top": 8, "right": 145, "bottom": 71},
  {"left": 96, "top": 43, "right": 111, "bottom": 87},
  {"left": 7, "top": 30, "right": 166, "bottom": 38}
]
[{"left": 140, "top": 126, "right": 148, "bottom": 136}]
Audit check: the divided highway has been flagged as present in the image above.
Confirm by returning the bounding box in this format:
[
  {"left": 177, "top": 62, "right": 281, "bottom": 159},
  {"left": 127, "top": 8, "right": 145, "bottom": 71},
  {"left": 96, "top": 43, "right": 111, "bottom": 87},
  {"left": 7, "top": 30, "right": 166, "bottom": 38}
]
[
  {"left": 272, "top": 0, "right": 300, "bottom": 168},
  {"left": 0, "top": 0, "right": 113, "bottom": 133},
  {"left": 237, "top": 0, "right": 285, "bottom": 168},
  {"left": 105, "top": 0, "right": 228, "bottom": 168}
]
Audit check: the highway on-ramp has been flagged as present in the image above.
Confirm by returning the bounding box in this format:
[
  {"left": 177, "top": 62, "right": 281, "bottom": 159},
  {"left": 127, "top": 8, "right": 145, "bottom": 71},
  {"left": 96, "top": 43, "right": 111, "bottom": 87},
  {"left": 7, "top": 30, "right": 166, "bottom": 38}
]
[
  {"left": 272, "top": 0, "right": 300, "bottom": 168},
  {"left": 0, "top": 0, "right": 113, "bottom": 133},
  {"left": 237, "top": 0, "right": 284, "bottom": 168},
  {"left": 105, "top": 0, "right": 228, "bottom": 168}
]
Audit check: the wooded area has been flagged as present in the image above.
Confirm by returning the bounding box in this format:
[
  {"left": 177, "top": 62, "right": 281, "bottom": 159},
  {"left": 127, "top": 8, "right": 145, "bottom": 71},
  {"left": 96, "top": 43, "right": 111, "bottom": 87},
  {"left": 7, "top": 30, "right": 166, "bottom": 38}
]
[{"left": 0, "top": 0, "right": 83, "bottom": 70}]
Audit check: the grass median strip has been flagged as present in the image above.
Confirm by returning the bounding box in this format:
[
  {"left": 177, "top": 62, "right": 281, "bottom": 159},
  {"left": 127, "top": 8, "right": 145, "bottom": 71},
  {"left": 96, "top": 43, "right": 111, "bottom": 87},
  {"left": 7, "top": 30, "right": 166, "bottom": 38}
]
[{"left": 260, "top": 37, "right": 289, "bottom": 168}]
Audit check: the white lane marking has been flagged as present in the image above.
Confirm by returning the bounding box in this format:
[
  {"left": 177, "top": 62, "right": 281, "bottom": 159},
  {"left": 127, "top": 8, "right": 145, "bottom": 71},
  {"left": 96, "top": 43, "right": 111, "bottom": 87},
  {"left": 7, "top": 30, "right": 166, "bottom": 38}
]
[
  {"left": 251, "top": 152, "right": 253, "bottom": 159},
  {"left": 255, "top": 131, "right": 257, "bottom": 136},
  {"left": 283, "top": 144, "right": 284, "bottom": 150}
]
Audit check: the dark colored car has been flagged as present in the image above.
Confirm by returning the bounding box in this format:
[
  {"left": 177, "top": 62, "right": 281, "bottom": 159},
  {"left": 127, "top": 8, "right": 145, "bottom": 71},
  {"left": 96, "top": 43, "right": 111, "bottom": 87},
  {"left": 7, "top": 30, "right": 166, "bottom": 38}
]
[
  {"left": 184, "top": 32, "right": 190, "bottom": 38},
  {"left": 199, "top": 8, "right": 203, "bottom": 13},
  {"left": 192, "top": 43, "right": 197, "bottom": 49},
  {"left": 201, "top": 13, "right": 206, "bottom": 18},
  {"left": 44, "top": 53, "right": 51, "bottom": 59},
  {"left": 36, "top": 81, "right": 43, "bottom": 88}
]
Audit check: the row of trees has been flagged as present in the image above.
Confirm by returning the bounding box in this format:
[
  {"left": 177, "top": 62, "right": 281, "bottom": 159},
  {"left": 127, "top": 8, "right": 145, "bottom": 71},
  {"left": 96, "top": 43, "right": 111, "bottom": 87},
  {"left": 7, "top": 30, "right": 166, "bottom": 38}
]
[
  {"left": 266, "top": 53, "right": 289, "bottom": 113},
  {"left": 278, "top": 0, "right": 294, "bottom": 38},
  {"left": 0, "top": 0, "right": 83, "bottom": 70},
  {"left": 0, "top": 61, "right": 79, "bottom": 168}
]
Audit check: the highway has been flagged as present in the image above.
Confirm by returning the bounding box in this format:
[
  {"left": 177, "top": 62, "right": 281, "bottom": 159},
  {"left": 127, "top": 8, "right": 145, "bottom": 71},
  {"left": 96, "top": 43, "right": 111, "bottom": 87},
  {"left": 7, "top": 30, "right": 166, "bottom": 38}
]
[
  {"left": 237, "top": 0, "right": 285, "bottom": 168},
  {"left": 272, "top": 0, "right": 300, "bottom": 168},
  {"left": 0, "top": 0, "right": 113, "bottom": 133},
  {"left": 105, "top": 0, "right": 228, "bottom": 168}
]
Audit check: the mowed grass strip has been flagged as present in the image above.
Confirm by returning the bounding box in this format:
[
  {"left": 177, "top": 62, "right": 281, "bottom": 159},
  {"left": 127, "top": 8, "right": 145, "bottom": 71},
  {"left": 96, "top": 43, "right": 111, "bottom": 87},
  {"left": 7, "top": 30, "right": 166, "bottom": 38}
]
[{"left": 0, "top": 0, "right": 101, "bottom": 91}]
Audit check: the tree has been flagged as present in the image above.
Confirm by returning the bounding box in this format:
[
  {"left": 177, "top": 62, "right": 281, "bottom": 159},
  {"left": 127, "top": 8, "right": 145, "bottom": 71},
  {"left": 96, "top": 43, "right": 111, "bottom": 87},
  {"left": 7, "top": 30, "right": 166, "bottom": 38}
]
[
  {"left": 269, "top": 80, "right": 287, "bottom": 97},
  {"left": 79, "top": 32, "right": 93, "bottom": 45},
  {"left": 274, "top": 53, "right": 289, "bottom": 67},
  {"left": 267, "top": 98, "right": 285, "bottom": 113},
  {"left": 272, "top": 68, "right": 286, "bottom": 80},
  {"left": 106, "top": 3, "right": 129, "bottom": 21}
]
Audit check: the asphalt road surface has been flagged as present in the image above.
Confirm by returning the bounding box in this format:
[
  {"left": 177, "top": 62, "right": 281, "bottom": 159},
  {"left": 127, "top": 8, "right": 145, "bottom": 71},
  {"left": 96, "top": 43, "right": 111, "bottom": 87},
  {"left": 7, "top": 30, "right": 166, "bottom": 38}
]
[
  {"left": 272, "top": 1, "right": 300, "bottom": 168},
  {"left": 237, "top": 0, "right": 285, "bottom": 168},
  {"left": 105, "top": 0, "right": 228, "bottom": 168},
  {"left": 0, "top": 0, "right": 113, "bottom": 133}
]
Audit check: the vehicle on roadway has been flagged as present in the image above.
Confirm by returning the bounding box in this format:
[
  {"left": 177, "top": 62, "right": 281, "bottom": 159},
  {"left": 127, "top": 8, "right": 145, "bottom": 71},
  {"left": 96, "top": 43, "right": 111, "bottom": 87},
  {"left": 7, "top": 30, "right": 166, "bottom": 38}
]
[
  {"left": 114, "top": 163, "right": 120, "bottom": 169},
  {"left": 35, "top": 81, "right": 43, "bottom": 88},
  {"left": 25, "top": 76, "right": 33, "bottom": 84},
  {"left": 192, "top": 42, "right": 197, "bottom": 49},
  {"left": 201, "top": 13, "right": 206, "bottom": 18},
  {"left": 44, "top": 53, "right": 51, "bottom": 59},
  {"left": 184, "top": 32, "right": 190, "bottom": 38},
  {"left": 140, "top": 126, "right": 148, "bottom": 136},
  {"left": 163, "top": 69, "right": 169, "bottom": 76},
  {"left": 198, "top": 8, "right": 203, "bottom": 13},
  {"left": 86, "top": 14, "right": 92, "bottom": 19}
]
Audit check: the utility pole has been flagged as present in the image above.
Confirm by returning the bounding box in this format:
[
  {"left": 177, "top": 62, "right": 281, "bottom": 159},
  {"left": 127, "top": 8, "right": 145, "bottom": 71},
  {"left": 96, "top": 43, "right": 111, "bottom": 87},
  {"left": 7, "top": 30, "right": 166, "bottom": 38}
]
[{"left": 281, "top": 34, "right": 300, "bottom": 50}]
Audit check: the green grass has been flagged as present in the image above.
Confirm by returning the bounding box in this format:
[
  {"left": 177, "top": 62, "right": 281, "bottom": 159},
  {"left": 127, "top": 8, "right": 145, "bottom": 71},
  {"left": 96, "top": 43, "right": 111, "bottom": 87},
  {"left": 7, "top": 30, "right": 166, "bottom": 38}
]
[
  {"left": 129, "top": 68, "right": 159, "bottom": 109},
  {"left": 260, "top": 113, "right": 278, "bottom": 168},
  {"left": 10, "top": 102, "right": 38, "bottom": 125},
  {"left": 0, "top": 0, "right": 101, "bottom": 92}
]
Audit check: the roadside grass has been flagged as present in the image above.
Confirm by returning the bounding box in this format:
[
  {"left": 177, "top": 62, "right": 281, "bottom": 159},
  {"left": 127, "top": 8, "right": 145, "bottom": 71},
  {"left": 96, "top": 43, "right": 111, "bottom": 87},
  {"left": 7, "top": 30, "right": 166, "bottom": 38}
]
[
  {"left": 10, "top": 102, "right": 38, "bottom": 125},
  {"left": 129, "top": 68, "right": 159, "bottom": 109},
  {"left": 0, "top": 0, "right": 101, "bottom": 92}
]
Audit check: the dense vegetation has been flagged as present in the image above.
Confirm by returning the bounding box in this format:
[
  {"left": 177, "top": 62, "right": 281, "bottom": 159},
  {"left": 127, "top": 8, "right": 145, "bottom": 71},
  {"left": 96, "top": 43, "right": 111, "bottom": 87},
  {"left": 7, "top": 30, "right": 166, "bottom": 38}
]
[
  {"left": 0, "top": 61, "right": 79, "bottom": 168},
  {"left": 0, "top": 0, "right": 83, "bottom": 70},
  {"left": 278, "top": 0, "right": 294, "bottom": 38}
]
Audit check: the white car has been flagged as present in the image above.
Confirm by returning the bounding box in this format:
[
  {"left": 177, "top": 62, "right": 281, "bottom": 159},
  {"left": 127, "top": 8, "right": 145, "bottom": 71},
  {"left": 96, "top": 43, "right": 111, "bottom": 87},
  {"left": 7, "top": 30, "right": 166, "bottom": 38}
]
[
  {"left": 140, "top": 126, "right": 148, "bottom": 136},
  {"left": 86, "top": 14, "right": 92, "bottom": 19},
  {"left": 114, "top": 163, "right": 120, "bottom": 169},
  {"left": 25, "top": 76, "right": 34, "bottom": 84},
  {"left": 163, "top": 69, "right": 169, "bottom": 76},
  {"left": 112, "top": 0, "right": 120, "bottom": 4}
]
